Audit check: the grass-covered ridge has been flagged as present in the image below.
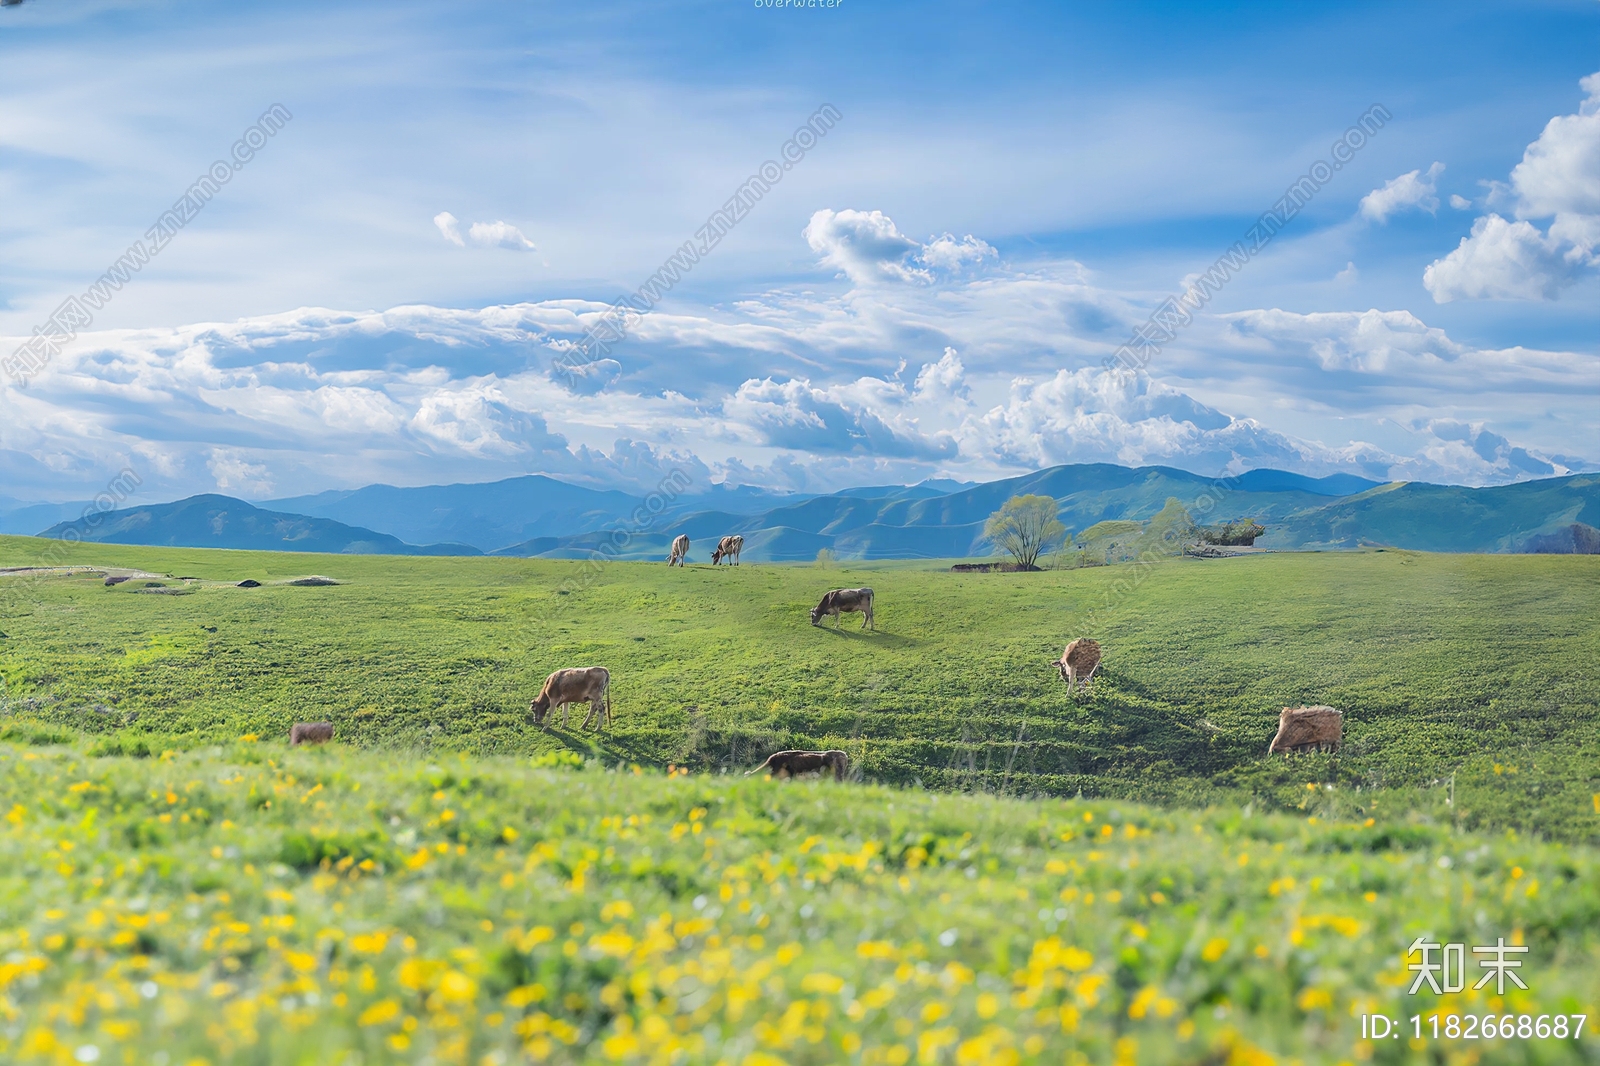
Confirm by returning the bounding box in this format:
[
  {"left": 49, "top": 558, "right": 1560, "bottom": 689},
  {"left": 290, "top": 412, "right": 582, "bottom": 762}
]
[
  {"left": 1, "top": 741, "right": 1595, "bottom": 1065},
  {"left": 2, "top": 537, "right": 1598, "bottom": 839}
]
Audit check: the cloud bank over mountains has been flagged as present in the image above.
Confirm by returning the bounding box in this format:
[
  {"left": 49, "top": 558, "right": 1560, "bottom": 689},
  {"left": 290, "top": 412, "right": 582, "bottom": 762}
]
[{"left": 2, "top": 210, "right": 1593, "bottom": 503}]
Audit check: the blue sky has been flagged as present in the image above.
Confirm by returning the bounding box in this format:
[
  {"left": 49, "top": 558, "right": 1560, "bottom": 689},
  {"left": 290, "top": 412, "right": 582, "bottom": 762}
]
[{"left": 2, "top": 0, "right": 1598, "bottom": 501}]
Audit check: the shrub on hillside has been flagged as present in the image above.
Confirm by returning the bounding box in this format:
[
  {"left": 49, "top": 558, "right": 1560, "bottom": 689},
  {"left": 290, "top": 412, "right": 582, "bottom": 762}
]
[{"left": 1200, "top": 518, "right": 1266, "bottom": 546}]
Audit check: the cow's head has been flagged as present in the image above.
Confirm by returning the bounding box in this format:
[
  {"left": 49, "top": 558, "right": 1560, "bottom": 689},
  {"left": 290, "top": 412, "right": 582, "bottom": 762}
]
[
  {"left": 529, "top": 695, "right": 550, "bottom": 727},
  {"left": 711, "top": 548, "right": 723, "bottom": 565},
  {"left": 809, "top": 602, "right": 824, "bottom": 626}
]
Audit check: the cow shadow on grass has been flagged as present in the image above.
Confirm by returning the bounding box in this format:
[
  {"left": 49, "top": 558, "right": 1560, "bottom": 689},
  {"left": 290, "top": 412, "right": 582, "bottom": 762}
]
[
  {"left": 817, "top": 628, "right": 920, "bottom": 647},
  {"left": 538, "top": 723, "right": 659, "bottom": 766}
]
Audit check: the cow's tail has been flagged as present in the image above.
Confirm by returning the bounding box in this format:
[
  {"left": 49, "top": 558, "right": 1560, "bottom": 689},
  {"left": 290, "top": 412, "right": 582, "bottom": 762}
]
[
  {"left": 605, "top": 683, "right": 612, "bottom": 729},
  {"left": 744, "top": 754, "right": 772, "bottom": 776}
]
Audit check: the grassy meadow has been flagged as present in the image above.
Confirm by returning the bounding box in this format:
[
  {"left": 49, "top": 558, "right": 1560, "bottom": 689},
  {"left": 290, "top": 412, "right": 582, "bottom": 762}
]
[
  {"left": 2, "top": 537, "right": 1600, "bottom": 1063},
  {"left": 1, "top": 536, "right": 1597, "bottom": 838},
  {"left": 0, "top": 743, "right": 1596, "bottom": 1065}
]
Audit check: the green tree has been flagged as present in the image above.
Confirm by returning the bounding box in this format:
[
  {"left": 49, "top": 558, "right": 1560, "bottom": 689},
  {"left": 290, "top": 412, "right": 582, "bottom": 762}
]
[
  {"left": 1145, "top": 497, "right": 1198, "bottom": 553},
  {"left": 984, "top": 494, "right": 1068, "bottom": 570}
]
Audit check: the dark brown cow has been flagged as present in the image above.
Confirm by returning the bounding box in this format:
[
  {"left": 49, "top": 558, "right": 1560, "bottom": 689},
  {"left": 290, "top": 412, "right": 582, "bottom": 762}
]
[
  {"left": 1268, "top": 705, "right": 1342, "bottom": 754},
  {"left": 746, "top": 749, "right": 850, "bottom": 781},
  {"left": 667, "top": 534, "right": 689, "bottom": 567},
  {"left": 710, "top": 534, "right": 744, "bottom": 566},
  {"left": 810, "top": 587, "right": 874, "bottom": 629},
  {"left": 530, "top": 666, "right": 612, "bottom": 731},
  {"left": 1054, "top": 638, "right": 1102, "bottom": 694},
  {"left": 290, "top": 721, "right": 335, "bottom": 746}
]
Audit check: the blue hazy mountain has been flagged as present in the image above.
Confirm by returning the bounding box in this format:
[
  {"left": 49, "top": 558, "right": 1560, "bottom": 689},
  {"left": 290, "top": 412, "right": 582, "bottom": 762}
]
[
  {"left": 20, "top": 466, "right": 1600, "bottom": 561},
  {"left": 0, "top": 497, "right": 96, "bottom": 536},
  {"left": 38, "top": 495, "right": 479, "bottom": 556},
  {"left": 265, "top": 475, "right": 809, "bottom": 553}
]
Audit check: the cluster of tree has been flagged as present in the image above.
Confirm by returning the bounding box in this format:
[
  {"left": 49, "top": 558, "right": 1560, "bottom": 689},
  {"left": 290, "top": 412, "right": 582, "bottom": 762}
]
[
  {"left": 981, "top": 495, "right": 1267, "bottom": 569},
  {"left": 1198, "top": 518, "right": 1266, "bottom": 546}
]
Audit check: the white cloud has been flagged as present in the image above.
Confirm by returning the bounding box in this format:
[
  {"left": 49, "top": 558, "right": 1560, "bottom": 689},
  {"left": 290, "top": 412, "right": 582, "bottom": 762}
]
[
  {"left": 1425, "top": 72, "right": 1600, "bottom": 301},
  {"left": 803, "top": 209, "right": 928, "bottom": 285},
  {"left": 1509, "top": 72, "right": 1600, "bottom": 218},
  {"left": 466, "top": 220, "right": 538, "bottom": 252},
  {"left": 206, "top": 450, "right": 275, "bottom": 497},
  {"left": 972, "top": 368, "right": 1287, "bottom": 473},
  {"left": 1422, "top": 214, "right": 1584, "bottom": 302},
  {"left": 1225, "top": 308, "right": 1460, "bottom": 374},
  {"left": 1334, "top": 261, "right": 1358, "bottom": 283},
  {"left": 920, "top": 233, "right": 998, "bottom": 272},
  {"left": 722, "top": 376, "right": 957, "bottom": 461},
  {"left": 433, "top": 212, "right": 538, "bottom": 251},
  {"left": 433, "top": 211, "right": 465, "bottom": 247},
  {"left": 802, "top": 209, "right": 998, "bottom": 286},
  {"left": 1359, "top": 162, "right": 1444, "bottom": 222},
  {"left": 1449, "top": 194, "right": 1472, "bottom": 211},
  {"left": 913, "top": 348, "right": 971, "bottom": 402}
]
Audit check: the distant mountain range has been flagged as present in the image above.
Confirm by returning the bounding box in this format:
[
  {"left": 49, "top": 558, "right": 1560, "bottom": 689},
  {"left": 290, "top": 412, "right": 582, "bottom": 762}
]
[
  {"left": 264, "top": 475, "right": 812, "bottom": 553},
  {"left": 37, "top": 495, "right": 475, "bottom": 556},
  {"left": 10, "top": 465, "right": 1600, "bottom": 559}
]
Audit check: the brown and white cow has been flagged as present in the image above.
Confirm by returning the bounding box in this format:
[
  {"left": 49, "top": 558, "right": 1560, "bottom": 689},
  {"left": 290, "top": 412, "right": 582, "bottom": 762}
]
[
  {"left": 746, "top": 749, "right": 850, "bottom": 781},
  {"left": 710, "top": 534, "right": 744, "bottom": 566},
  {"left": 290, "top": 721, "right": 335, "bottom": 746},
  {"left": 529, "top": 667, "right": 612, "bottom": 731},
  {"left": 1268, "top": 705, "right": 1342, "bottom": 754},
  {"left": 810, "top": 587, "right": 874, "bottom": 629},
  {"left": 667, "top": 534, "right": 689, "bottom": 567},
  {"left": 1054, "top": 638, "right": 1102, "bottom": 694}
]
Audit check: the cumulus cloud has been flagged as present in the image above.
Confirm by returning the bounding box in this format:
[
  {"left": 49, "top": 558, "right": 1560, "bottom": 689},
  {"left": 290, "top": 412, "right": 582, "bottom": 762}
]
[
  {"left": 1422, "top": 214, "right": 1585, "bottom": 302},
  {"left": 913, "top": 348, "right": 971, "bottom": 402},
  {"left": 804, "top": 209, "right": 927, "bottom": 284},
  {"left": 919, "top": 233, "right": 999, "bottom": 272},
  {"left": 1425, "top": 72, "right": 1600, "bottom": 301},
  {"left": 408, "top": 387, "right": 566, "bottom": 457},
  {"left": 433, "top": 212, "right": 538, "bottom": 251},
  {"left": 1224, "top": 308, "right": 1460, "bottom": 374},
  {"left": 207, "top": 450, "right": 275, "bottom": 496},
  {"left": 723, "top": 376, "right": 957, "bottom": 461},
  {"left": 972, "top": 369, "right": 1305, "bottom": 474},
  {"left": 803, "top": 209, "right": 997, "bottom": 286},
  {"left": 1509, "top": 72, "right": 1600, "bottom": 218},
  {"left": 1359, "top": 162, "right": 1445, "bottom": 222}
]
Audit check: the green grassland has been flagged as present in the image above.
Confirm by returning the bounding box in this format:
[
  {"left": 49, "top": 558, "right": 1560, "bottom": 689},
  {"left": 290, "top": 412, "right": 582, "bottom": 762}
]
[
  {"left": 0, "top": 742, "right": 1596, "bottom": 1065},
  {"left": 1, "top": 537, "right": 1598, "bottom": 840}
]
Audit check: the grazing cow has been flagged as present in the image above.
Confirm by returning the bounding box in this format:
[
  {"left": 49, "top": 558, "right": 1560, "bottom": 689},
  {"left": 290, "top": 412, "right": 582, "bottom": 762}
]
[
  {"left": 1054, "top": 638, "right": 1102, "bottom": 694},
  {"left": 746, "top": 749, "right": 850, "bottom": 781},
  {"left": 810, "top": 587, "right": 874, "bottom": 630},
  {"left": 1268, "top": 705, "right": 1342, "bottom": 754},
  {"left": 290, "top": 721, "right": 335, "bottom": 747},
  {"left": 710, "top": 534, "right": 745, "bottom": 566},
  {"left": 530, "top": 667, "right": 612, "bottom": 731},
  {"left": 667, "top": 534, "right": 689, "bottom": 567}
]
